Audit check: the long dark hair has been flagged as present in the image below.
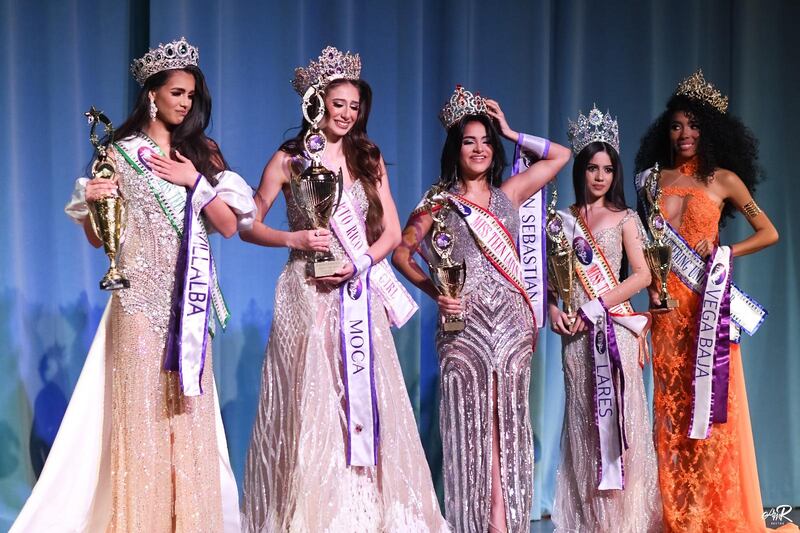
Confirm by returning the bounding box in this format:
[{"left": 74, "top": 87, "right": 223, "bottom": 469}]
[
  {"left": 114, "top": 65, "right": 227, "bottom": 183},
  {"left": 573, "top": 141, "right": 627, "bottom": 212},
  {"left": 574, "top": 141, "right": 630, "bottom": 279},
  {"left": 281, "top": 78, "right": 384, "bottom": 244},
  {"left": 439, "top": 114, "right": 507, "bottom": 190},
  {"left": 634, "top": 94, "right": 762, "bottom": 224}
]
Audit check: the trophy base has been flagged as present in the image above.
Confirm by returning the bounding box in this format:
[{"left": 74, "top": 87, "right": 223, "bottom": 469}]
[
  {"left": 99, "top": 271, "right": 130, "bottom": 291},
  {"left": 442, "top": 316, "right": 465, "bottom": 332},
  {"left": 307, "top": 259, "right": 344, "bottom": 278},
  {"left": 649, "top": 298, "right": 679, "bottom": 312}
]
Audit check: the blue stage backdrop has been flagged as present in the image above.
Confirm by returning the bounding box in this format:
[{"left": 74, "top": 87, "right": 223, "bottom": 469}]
[{"left": 1, "top": 1, "right": 798, "bottom": 529}]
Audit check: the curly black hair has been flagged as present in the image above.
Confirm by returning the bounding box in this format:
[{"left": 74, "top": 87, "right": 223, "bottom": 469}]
[{"left": 634, "top": 94, "right": 762, "bottom": 224}]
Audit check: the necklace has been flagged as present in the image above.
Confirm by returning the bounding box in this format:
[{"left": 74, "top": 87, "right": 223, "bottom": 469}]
[{"left": 677, "top": 156, "right": 699, "bottom": 177}]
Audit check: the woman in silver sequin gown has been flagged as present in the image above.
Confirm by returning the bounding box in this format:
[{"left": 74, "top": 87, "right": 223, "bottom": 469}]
[
  {"left": 13, "top": 42, "right": 252, "bottom": 533},
  {"left": 548, "top": 137, "right": 661, "bottom": 532},
  {"left": 240, "top": 51, "right": 446, "bottom": 532},
  {"left": 394, "top": 94, "right": 571, "bottom": 533}
]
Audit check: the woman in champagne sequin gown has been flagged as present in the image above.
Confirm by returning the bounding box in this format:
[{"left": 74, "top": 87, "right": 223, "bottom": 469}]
[
  {"left": 394, "top": 92, "right": 571, "bottom": 533},
  {"left": 241, "top": 52, "right": 446, "bottom": 532},
  {"left": 635, "top": 75, "right": 793, "bottom": 532},
  {"left": 12, "top": 41, "right": 253, "bottom": 533},
  {"left": 550, "top": 134, "right": 661, "bottom": 533}
]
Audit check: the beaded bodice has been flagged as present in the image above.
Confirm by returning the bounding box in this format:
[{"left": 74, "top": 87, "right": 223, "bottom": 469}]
[
  {"left": 436, "top": 186, "right": 520, "bottom": 295},
  {"left": 116, "top": 159, "right": 181, "bottom": 335}
]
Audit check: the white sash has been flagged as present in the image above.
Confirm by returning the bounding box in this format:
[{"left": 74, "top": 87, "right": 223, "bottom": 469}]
[
  {"left": 689, "top": 245, "right": 733, "bottom": 439},
  {"left": 580, "top": 298, "right": 626, "bottom": 490},
  {"left": 514, "top": 145, "right": 547, "bottom": 328},
  {"left": 339, "top": 275, "right": 379, "bottom": 466},
  {"left": 329, "top": 187, "right": 418, "bottom": 328}
]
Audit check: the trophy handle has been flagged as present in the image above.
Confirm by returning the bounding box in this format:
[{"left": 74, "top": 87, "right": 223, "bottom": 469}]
[
  {"left": 289, "top": 174, "right": 314, "bottom": 224},
  {"left": 332, "top": 167, "right": 344, "bottom": 216}
]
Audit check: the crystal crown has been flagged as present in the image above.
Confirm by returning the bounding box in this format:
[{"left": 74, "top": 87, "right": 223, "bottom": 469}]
[
  {"left": 130, "top": 37, "right": 199, "bottom": 87},
  {"left": 674, "top": 69, "right": 728, "bottom": 114},
  {"left": 567, "top": 104, "right": 620, "bottom": 155},
  {"left": 291, "top": 46, "right": 361, "bottom": 96}
]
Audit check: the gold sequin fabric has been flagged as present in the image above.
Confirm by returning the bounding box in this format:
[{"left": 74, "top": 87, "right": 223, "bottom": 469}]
[
  {"left": 551, "top": 210, "right": 662, "bottom": 532},
  {"left": 106, "top": 156, "right": 222, "bottom": 532},
  {"left": 435, "top": 187, "right": 536, "bottom": 533},
  {"left": 242, "top": 179, "right": 447, "bottom": 532}
]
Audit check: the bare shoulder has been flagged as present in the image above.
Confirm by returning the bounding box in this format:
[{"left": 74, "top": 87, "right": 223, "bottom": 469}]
[
  {"left": 710, "top": 167, "right": 747, "bottom": 197},
  {"left": 711, "top": 167, "right": 742, "bottom": 187}
]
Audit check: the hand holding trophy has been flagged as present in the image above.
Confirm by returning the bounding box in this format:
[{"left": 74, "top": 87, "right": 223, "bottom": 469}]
[
  {"left": 643, "top": 164, "right": 678, "bottom": 311},
  {"left": 85, "top": 107, "right": 129, "bottom": 291},
  {"left": 545, "top": 189, "right": 576, "bottom": 320},
  {"left": 426, "top": 186, "right": 466, "bottom": 332},
  {"left": 290, "top": 84, "right": 345, "bottom": 278}
]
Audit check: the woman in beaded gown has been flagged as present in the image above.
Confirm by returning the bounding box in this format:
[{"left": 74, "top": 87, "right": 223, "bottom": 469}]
[
  {"left": 240, "top": 47, "right": 446, "bottom": 532},
  {"left": 394, "top": 88, "right": 571, "bottom": 533},
  {"left": 11, "top": 39, "right": 254, "bottom": 533},
  {"left": 548, "top": 108, "right": 661, "bottom": 533},
  {"left": 634, "top": 71, "right": 793, "bottom": 533}
]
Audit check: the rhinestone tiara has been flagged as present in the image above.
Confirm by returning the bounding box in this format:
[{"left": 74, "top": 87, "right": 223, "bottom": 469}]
[
  {"left": 130, "top": 37, "right": 199, "bottom": 87},
  {"left": 674, "top": 69, "right": 728, "bottom": 114},
  {"left": 291, "top": 46, "right": 361, "bottom": 96},
  {"left": 567, "top": 104, "right": 620, "bottom": 154},
  {"left": 439, "top": 85, "right": 488, "bottom": 129}
]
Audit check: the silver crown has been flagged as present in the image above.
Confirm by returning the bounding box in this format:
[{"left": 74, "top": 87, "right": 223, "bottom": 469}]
[
  {"left": 567, "top": 104, "right": 620, "bottom": 154},
  {"left": 291, "top": 46, "right": 362, "bottom": 96},
  {"left": 130, "top": 37, "right": 199, "bottom": 86},
  {"left": 439, "top": 85, "right": 488, "bottom": 129}
]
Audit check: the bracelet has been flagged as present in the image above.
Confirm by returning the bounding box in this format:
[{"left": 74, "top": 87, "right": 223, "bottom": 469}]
[
  {"left": 354, "top": 253, "right": 374, "bottom": 277},
  {"left": 742, "top": 200, "right": 762, "bottom": 218}
]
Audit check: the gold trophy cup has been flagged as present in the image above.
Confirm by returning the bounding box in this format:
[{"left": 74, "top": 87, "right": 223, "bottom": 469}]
[
  {"left": 426, "top": 187, "right": 466, "bottom": 332},
  {"left": 643, "top": 164, "right": 678, "bottom": 310},
  {"left": 290, "top": 84, "right": 345, "bottom": 278},
  {"left": 545, "top": 189, "right": 576, "bottom": 318},
  {"left": 85, "top": 107, "right": 129, "bottom": 291}
]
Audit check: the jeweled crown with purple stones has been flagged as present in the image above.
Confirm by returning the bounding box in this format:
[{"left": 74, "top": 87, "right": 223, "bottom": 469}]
[
  {"left": 130, "top": 37, "right": 199, "bottom": 87},
  {"left": 439, "top": 85, "right": 489, "bottom": 129},
  {"left": 567, "top": 104, "right": 620, "bottom": 155},
  {"left": 291, "top": 46, "right": 362, "bottom": 96}
]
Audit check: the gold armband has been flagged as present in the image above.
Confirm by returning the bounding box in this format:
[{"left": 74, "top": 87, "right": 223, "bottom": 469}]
[{"left": 742, "top": 200, "right": 762, "bottom": 218}]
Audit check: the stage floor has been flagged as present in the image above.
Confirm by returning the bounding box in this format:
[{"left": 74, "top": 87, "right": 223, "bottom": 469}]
[{"left": 529, "top": 507, "right": 799, "bottom": 532}]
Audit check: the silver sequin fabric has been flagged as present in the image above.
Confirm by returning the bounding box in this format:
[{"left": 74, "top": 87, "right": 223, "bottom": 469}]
[
  {"left": 434, "top": 187, "right": 536, "bottom": 533},
  {"left": 552, "top": 210, "right": 662, "bottom": 532},
  {"left": 242, "top": 178, "right": 447, "bottom": 532},
  {"left": 107, "top": 153, "right": 222, "bottom": 532}
]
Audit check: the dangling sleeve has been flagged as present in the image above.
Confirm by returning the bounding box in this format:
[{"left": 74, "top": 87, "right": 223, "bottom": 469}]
[
  {"left": 211, "top": 170, "right": 257, "bottom": 232},
  {"left": 64, "top": 177, "right": 91, "bottom": 224}
]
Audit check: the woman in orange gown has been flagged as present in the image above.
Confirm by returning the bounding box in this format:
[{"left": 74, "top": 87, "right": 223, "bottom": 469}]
[{"left": 634, "top": 70, "right": 795, "bottom": 533}]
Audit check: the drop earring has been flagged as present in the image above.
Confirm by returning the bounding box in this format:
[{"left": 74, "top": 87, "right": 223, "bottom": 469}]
[{"left": 149, "top": 97, "right": 157, "bottom": 122}]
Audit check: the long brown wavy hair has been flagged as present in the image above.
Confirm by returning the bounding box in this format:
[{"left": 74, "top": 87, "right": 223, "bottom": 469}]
[{"left": 281, "top": 78, "right": 384, "bottom": 243}]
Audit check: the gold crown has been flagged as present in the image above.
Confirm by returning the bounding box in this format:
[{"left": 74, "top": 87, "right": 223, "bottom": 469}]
[
  {"left": 674, "top": 69, "right": 728, "bottom": 114},
  {"left": 439, "top": 85, "right": 488, "bottom": 129},
  {"left": 291, "top": 46, "right": 361, "bottom": 96},
  {"left": 130, "top": 37, "right": 199, "bottom": 87}
]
